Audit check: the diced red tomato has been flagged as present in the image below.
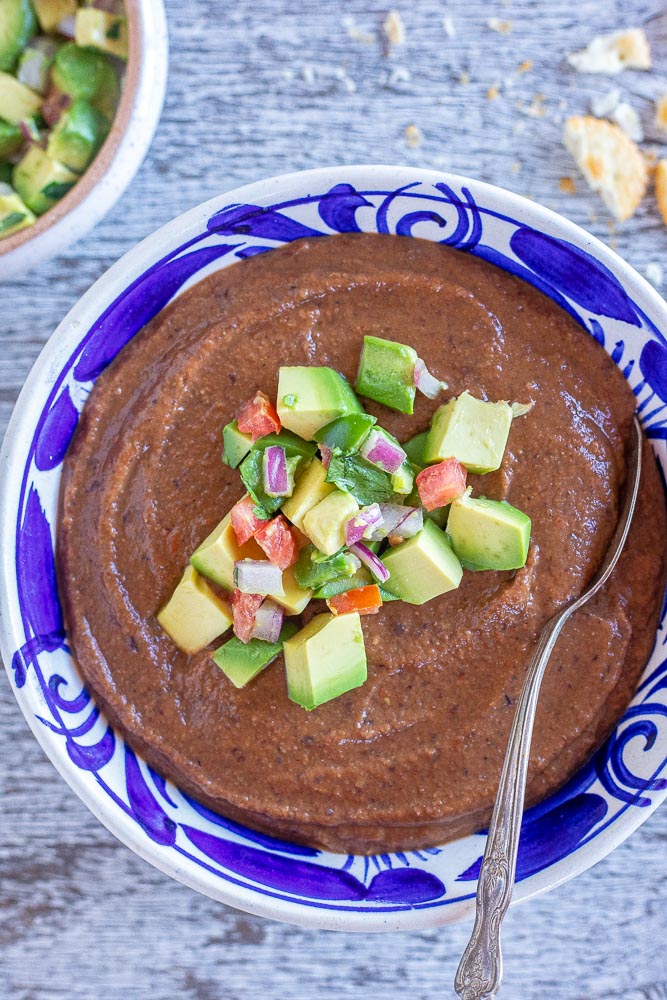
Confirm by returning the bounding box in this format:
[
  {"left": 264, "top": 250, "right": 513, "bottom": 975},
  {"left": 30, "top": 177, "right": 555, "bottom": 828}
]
[
  {"left": 230, "top": 590, "right": 264, "bottom": 644},
  {"left": 416, "top": 459, "right": 467, "bottom": 511},
  {"left": 254, "top": 514, "right": 299, "bottom": 571},
  {"left": 327, "top": 584, "right": 382, "bottom": 617},
  {"left": 230, "top": 495, "right": 266, "bottom": 546},
  {"left": 236, "top": 391, "right": 281, "bottom": 441}
]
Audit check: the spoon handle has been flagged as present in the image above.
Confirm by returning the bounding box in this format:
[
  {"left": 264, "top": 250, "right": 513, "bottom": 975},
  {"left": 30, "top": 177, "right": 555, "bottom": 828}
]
[
  {"left": 455, "top": 416, "right": 642, "bottom": 1000},
  {"left": 454, "top": 614, "right": 565, "bottom": 1000}
]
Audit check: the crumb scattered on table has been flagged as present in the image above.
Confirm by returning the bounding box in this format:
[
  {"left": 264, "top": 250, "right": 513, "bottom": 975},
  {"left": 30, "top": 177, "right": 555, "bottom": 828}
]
[
  {"left": 383, "top": 10, "right": 405, "bottom": 48},
  {"left": 559, "top": 176, "right": 577, "bottom": 194},
  {"left": 655, "top": 95, "right": 667, "bottom": 133},
  {"left": 404, "top": 124, "right": 423, "bottom": 148},
  {"left": 611, "top": 101, "right": 643, "bottom": 143},
  {"left": 646, "top": 261, "right": 664, "bottom": 287},
  {"left": 442, "top": 16, "right": 456, "bottom": 38},
  {"left": 487, "top": 83, "right": 501, "bottom": 100},
  {"left": 487, "top": 17, "right": 512, "bottom": 34},
  {"left": 655, "top": 161, "right": 667, "bottom": 225},
  {"left": 563, "top": 115, "right": 648, "bottom": 221},
  {"left": 567, "top": 28, "right": 651, "bottom": 75}
]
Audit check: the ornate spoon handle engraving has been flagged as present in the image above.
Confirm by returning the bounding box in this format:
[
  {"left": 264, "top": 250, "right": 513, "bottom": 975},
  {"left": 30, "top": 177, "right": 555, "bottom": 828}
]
[{"left": 455, "top": 417, "right": 642, "bottom": 1000}]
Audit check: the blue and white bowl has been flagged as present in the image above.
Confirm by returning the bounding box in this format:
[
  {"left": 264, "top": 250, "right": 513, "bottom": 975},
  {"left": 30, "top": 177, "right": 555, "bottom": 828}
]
[{"left": 1, "top": 165, "right": 666, "bottom": 932}]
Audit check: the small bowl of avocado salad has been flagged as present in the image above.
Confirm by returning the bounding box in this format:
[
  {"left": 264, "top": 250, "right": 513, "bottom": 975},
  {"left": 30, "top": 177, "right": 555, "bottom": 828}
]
[{"left": 0, "top": 0, "right": 167, "bottom": 279}]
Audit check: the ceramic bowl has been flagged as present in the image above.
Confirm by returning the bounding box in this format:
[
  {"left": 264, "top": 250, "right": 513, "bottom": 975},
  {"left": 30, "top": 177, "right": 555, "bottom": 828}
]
[
  {"left": 0, "top": 0, "right": 168, "bottom": 282},
  {"left": 1, "top": 165, "right": 666, "bottom": 932}
]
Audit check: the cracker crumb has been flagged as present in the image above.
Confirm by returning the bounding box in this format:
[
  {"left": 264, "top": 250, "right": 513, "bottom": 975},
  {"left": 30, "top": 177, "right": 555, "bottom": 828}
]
[
  {"left": 511, "top": 160, "right": 522, "bottom": 174},
  {"left": 387, "top": 65, "right": 411, "bottom": 86},
  {"left": 487, "top": 83, "right": 501, "bottom": 100},
  {"left": 487, "top": 17, "right": 512, "bottom": 34},
  {"left": 563, "top": 115, "right": 648, "bottom": 221},
  {"left": 517, "top": 93, "right": 546, "bottom": 118},
  {"left": 559, "top": 176, "right": 577, "bottom": 194},
  {"left": 655, "top": 160, "right": 667, "bottom": 225},
  {"left": 567, "top": 28, "right": 651, "bottom": 75},
  {"left": 442, "top": 16, "right": 456, "bottom": 38},
  {"left": 655, "top": 94, "right": 667, "bottom": 133},
  {"left": 383, "top": 10, "right": 405, "bottom": 47},
  {"left": 646, "top": 261, "right": 663, "bottom": 287},
  {"left": 590, "top": 88, "right": 621, "bottom": 118},
  {"left": 404, "top": 123, "right": 423, "bottom": 148},
  {"left": 611, "top": 101, "right": 643, "bottom": 143},
  {"left": 517, "top": 59, "right": 533, "bottom": 74},
  {"left": 458, "top": 69, "right": 470, "bottom": 85},
  {"left": 301, "top": 63, "right": 315, "bottom": 85}
]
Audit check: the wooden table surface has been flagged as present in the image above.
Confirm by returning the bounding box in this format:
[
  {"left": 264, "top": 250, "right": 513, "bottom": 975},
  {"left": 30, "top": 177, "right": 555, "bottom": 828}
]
[{"left": 2, "top": 1, "right": 667, "bottom": 997}]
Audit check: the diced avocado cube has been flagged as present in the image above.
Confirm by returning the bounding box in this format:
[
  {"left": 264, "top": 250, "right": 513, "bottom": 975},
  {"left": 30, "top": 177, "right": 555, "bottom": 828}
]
[
  {"left": 0, "top": 187, "right": 35, "bottom": 236},
  {"left": 13, "top": 145, "right": 77, "bottom": 215},
  {"left": 47, "top": 98, "right": 109, "bottom": 173},
  {"left": 75, "top": 8, "right": 128, "bottom": 61},
  {"left": 313, "top": 412, "right": 376, "bottom": 454},
  {"left": 0, "top": 0, "right": 38, "bottom": 73},
  {"left": 355, "top": 335, "right": 418, "bottom": 414},
  {"left": 391, "top": 460, "right": 415, "bottom": 496},
  {"left": 0, "top": 118, "right": 24, "bottom": 158},
  {"left": 52, "top": 42, "right": 117, "bottom": 104},
  {"left": 250, "top": 429, "right": 317, "bottom": 461},
  {"left": 268, "top": 565, "right": 312, "bottom": 615},
  {"left": 281, "top": 457, "right": 335, "bottom": 530},
  {"left": 302, "top": 489, "right": 359, "bottom": 556},
  {"left": 0, "top": 71, "right": 42, "bottom": 125},
  {"left": 447, "top": 494, "right": 531, "bottom": 571},
  {"left": 190, "top": 505, "right": 264, "bottom": 589},
  {"left": 381, "top": 519, "right": 463, "bottom": 604},
  {"left": 283, "top": 612, "right": 367, "bottom": 710},
  {"left": 424, "top": 391, "right": 512, "bottom": 474},
  {"left": 402, "top": 430, "right": 428, "bottom": 467},
  {"left": 212, "top": 621, "right": 299, "bottom": 689},
  {"left": 222, "top": 419, "right": 253, "bottom": 469},
  {"left": 157, "top": 566, "right": 233, "bottom": 654},
  {"left": 277, "top": 366, "right": 363, "bottom": 440},
  {"left": 33, "top": 0, "right": 76, "bottom": 33}
]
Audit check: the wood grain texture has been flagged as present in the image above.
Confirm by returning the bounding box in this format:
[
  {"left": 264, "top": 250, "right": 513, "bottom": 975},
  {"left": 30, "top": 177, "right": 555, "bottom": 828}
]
[{"left": 1, "top": 1, "right": 667, "bottom": 997}]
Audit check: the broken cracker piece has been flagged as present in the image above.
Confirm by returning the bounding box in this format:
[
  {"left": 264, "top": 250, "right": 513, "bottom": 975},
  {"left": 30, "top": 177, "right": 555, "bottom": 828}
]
[
  {"left": 655, "top": 160, "right": 667, "bottom": 225},
  {"left": 487, "top": 17, "right": 511, "bottom": 34},
  {"left": 567, "top": 28, "right": 651, "bottom": 75},
  {"left": 611, "top": 101, "right": 643, "bottom": 143},
  {"left": 563, "top": 115, "right": 648, "bottom": 221}
]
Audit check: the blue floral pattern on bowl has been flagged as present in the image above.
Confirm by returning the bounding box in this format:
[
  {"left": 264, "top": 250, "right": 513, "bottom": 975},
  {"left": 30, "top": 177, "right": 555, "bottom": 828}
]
[{"left": 2, "top": 167, "right": 666, "bottom": 931}]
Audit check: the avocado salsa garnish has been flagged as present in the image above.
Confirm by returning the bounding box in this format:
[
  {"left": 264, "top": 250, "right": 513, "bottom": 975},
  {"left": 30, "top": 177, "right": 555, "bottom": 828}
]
[
  {"left": 157, "top": 334, "right": 533, "bottom": 711},
  {"left": 0, "top": 0, "right": 127, "bottom": 241}
]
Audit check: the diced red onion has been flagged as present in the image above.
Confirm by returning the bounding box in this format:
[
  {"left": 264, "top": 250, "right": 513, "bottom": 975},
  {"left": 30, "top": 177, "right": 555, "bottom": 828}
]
[
  {"left": 414, "top": 357, "right": 447, "bottom": 399},
  {"left": 396, "top": 507, "right": 423, "bottom": 537},
  {"left": 17, "top": 49, "right": 52, "bottom": 94},
  {"left": 319, "top": 443, "right": 333, "bottom": 470},
  {"left": 345, "top": 503, "right": 383, "bottom": 545},
  {"left": 250, "top": 599, "right": 285, "bottom": 643},
  {"left": 262, "top": 445, "right": 289, "bottom": 497},
  {"left": 348, "top": 542, "right": 390, "bottom": 584},
  {"left": 360, "top": 430, "right": 406, "bottom": 475},
  {"left": 234, "top": 559, "right": 284, "bottom": 596},
  {"left": 369, "top": 503, "right": 412, "bottom": 540},
  {"left": 41, "top": 90, "right": 71, "bottom": 128},
  {"left": 57, "top": 15, "right": 77, "bottom": 37},
  {"left": 19, "top": 119, "right": 39, "bottom": 143}
]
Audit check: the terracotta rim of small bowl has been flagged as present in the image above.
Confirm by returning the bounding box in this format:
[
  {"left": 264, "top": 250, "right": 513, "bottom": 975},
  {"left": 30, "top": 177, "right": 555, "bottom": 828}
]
[{"left": 0, "top": 0, "right": 143, "bottom": 257}]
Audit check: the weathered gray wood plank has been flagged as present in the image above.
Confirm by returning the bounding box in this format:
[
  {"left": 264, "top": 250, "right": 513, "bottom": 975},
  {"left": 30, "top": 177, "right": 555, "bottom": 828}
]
[{"left": 2, "top": 1, "right": 667, "bottom": 997}]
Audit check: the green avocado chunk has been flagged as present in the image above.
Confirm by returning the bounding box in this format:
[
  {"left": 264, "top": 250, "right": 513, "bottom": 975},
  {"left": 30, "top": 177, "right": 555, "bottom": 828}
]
[
  {"left": 302, "top": 488, "right": 359, "bottom": 556},
  {"left": 0, "top": 185, "right": 35, "bottom": 235},
  {"left": 0, "top": 0, "right": 38, "bottom": 73},
  {"left": 212, "top": 621, "right": 299, "bottom": 689},
  {"left": 52, "top": 42, "right": 117, "bottom": 107},
  {"left": 355, "top": 335, "right": 418, "bottom": 414},
  {"left": 313, "top": 412, "right": 376, "bottom": 454},
  {"left": 222, "top": 419, "right": 253, "bottom": 469},
  {"left": 381, "top": 519, "right": 463, "bottom": 604},
  {"left": 447, "top": 494, "right": 531, "bottom": 571},
  {"left": 424, "top": 391, "right": 513, "bottom": 474},
  {"left": 13, "top": 144, "right": 77, "bottom": 214},
  {"left": 277, "top": 366, "right": 363, "bottom": 440},
  {"left": 46, "top": 98, "right": 109, "bottom": 172},
  {"left": 283, "top": 612, "right": 367, "bottom": 710},
  {"left": 0, "top": 118, "right": 24, "bottom": 158},
  {"left": 33, "top": 0, "right": 76, "bottom": 33},
  {"left": 0, "top": 70, "right": 42, "bottom": 124},
  {"left": 157, "top": 566, "right": 233, "bottom": 655}
]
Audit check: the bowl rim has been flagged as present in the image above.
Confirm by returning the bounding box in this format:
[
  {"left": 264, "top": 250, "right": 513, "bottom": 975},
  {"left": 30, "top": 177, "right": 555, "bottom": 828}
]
[
  {"left": 0, "top": 0, "right": 168, "bottom": 277},
  {"left": 1, "top": 163, "right": 666, "bottom": 932}
]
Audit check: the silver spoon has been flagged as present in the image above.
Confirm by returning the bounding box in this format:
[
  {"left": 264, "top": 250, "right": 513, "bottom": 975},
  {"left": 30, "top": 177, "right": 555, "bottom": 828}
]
[{"left": 455, "top": 414, "right": 643, "bottom": 1000}]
